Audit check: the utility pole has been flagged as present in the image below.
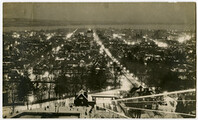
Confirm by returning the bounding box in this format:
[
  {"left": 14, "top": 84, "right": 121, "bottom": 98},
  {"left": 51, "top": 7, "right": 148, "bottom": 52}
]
[{"left": 113, "top": 62, "right": 117, "bottom": 88}]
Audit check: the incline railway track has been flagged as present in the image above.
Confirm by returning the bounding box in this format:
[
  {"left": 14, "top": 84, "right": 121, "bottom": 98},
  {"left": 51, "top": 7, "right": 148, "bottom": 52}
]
[{"left": 105, "top": 89, "right": 196, "bottom": 118}]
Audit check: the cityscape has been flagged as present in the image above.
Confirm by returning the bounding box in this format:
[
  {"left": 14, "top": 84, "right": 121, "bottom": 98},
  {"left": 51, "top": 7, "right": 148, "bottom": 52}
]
[{"left": 2, "top": 2, "right": 196, "bottom": 119}]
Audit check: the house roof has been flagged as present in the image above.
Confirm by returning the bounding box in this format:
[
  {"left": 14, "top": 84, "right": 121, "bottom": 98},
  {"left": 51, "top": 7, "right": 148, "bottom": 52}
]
[
  {"left": 75, "top": 93, "right": 88, "bottom": 101},
  {"left": 75, "top": 89, "right": 88, "bottom": 100}
]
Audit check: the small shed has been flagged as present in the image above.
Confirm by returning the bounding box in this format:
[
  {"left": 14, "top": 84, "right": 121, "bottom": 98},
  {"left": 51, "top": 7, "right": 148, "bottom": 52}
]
[{"left": 74, "top": 90, "right": 88, "bottom": 106}]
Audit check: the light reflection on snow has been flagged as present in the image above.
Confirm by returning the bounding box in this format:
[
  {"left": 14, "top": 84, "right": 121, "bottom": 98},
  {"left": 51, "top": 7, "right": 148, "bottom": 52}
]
[
  {"left": 154, "top": 40, "right": 168, "bottom": 48},
  {"left": 28, "top": 67, "right": 36, "bottom": 81},
  {"left": 177, "top": 33, "right": 191, "bottom": 43},
  {"left": 120, "top": 76, "right": 132, "bottom": 91},
  {"left": 46, "top": 33, "right": 55, "bottom": 40},
  {"left": 66, "top": 29, "right": 78, "bottom": 39}
]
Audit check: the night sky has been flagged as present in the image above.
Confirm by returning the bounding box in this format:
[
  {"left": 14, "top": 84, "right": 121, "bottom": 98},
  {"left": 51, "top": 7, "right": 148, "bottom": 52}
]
[{"left": 3, "top": 2, "right": 196, "bottom": 25}]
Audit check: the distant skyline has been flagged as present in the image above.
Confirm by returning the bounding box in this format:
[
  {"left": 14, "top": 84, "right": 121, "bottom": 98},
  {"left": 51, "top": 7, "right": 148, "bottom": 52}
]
[{"left": 3, "top": 2, "right": 196, "bottom": 25}]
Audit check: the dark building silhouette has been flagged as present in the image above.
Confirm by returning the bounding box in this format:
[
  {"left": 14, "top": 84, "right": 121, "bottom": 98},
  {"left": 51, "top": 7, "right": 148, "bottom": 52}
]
[{"left": 74, "top": 90, "right": 88, "bottom": 106}]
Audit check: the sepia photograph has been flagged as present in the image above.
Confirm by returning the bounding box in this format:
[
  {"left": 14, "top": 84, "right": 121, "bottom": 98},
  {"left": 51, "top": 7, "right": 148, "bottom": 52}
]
[{"left": 2, "top": 1, "right": 196, "bottom": 118}]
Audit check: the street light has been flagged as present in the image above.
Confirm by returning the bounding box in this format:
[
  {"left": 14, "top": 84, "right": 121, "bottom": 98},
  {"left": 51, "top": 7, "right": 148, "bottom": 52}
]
[
  {"left": 123, "top": 67, "right": 126, "bottom": 70},
  {"left": 96, "top": 67, "right": 100, "bottom": 70},
  {"left": 79, "top": 60, "right": 85, "bottom": 89},
  {"left": 131, "top": 73, "right": 134, "bottom": 77},
  {"left": 107, "top": 86, "right": 111, "bottom": 90}
]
